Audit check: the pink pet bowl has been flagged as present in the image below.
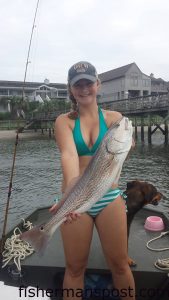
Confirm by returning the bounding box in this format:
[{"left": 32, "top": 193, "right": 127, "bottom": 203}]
[{"left": 144, "top": 216, "right": 165, "bottom": 231}]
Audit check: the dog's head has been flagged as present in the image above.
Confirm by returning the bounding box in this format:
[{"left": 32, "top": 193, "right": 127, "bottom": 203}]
[{"left": 126, "top": 180, "right": 163, "bottom": 206}]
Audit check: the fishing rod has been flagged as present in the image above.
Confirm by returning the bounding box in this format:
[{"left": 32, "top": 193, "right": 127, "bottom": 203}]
[
  {"left": 0, "top": 134, "right": 19, "bottom": 254},
  {"left": 22, "top": 0, "right": 41, "bottom": 102},
  {"left": 0, "top": 0, "right": 41, "bottom": 254}
]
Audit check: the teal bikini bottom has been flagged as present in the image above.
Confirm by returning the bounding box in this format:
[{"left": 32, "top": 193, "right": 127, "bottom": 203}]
[
  {"left": 87, "top": 188, "right": 127, "bottom": 217},
  {"left": 54, "top": 188, "right": 127, "bottom": 218}
]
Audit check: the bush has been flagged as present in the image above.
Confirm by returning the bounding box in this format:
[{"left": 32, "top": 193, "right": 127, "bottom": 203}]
[{"left": 0, "top": 112, "right": 12, "bottom": 120}]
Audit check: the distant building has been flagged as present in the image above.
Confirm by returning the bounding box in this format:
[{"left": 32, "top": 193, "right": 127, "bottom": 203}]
[
  {"left": 98, "top": 63, "right": 151, "bottom": 102},
  {"left": 0, "top": 79, "right": 67, "bottom": 113},
  {"left": 150, "top": 73, "right": 168, "bottom": 95},
  {"left": 0, "top": 64, "right": 168, "bottom": 113}
]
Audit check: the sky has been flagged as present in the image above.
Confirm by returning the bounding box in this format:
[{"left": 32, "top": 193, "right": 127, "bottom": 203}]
[{"left": 0, "top": 0, "right": 169, "bottom": 83}]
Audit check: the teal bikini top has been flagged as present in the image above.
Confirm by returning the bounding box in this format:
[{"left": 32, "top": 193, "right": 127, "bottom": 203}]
[{"left": 73, "top": 106, "right": 109, "bottom": 156}]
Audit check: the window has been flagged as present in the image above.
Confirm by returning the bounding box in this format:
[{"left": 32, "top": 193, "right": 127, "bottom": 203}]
[
  {"left": 121, "top": 91, "right": 124, "bottom": 99},
  {"left": 9, "top": 90, "right": 21, "bottom": 96},
  {"left": 146, "top": 80, "right": 150, "bottom": 87},
  {"left": 130, "top": 72, "right": 138, "bottom": 86},
  {"left": 0, "top": 89, "right": 8, "bottom": 95},
  {"left": 121, "top": 78, "right": 125, "bottom": 87},
  {"left": 25, "top": 91, "right": 33, "bottom": 96},
  {"left": 142, "top": 79, "right": 149, "bottom": 87},
  {"left": 58, "top": 90, "right": 67, "bottom": 97}
]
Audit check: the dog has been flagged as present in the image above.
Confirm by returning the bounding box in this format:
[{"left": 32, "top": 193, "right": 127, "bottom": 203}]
[{"left": 125, "top": 180, "right": 163, "bottom": 266}]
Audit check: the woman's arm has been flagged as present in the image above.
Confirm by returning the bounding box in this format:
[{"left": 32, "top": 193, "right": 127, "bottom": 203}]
[
  {"left": 49, "top": 114, "right": 80, "bottom": 217},
  {"left": 104, "top": 110, "right": 122, "bottom": 127},
  {"left": 55, "top": 114, "right": 80, "bottom": 191}
]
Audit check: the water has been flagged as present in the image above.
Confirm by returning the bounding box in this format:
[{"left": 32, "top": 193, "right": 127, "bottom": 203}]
[{"left": 0, "top": 130, "right": 169, "bottom": 236}]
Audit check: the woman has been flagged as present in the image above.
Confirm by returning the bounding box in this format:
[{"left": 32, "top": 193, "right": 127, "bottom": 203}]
[{"left": 50, "top": 61, "right": 135, "bottom": 300}]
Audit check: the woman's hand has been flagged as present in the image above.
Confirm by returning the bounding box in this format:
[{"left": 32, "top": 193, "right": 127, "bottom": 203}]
[
  {"left": 49, "top": 204, "right": 81, "bottom": 224},
  {"left": 49, "top": 203, "right": 59, "bottom": 214},
  {"left": 64, "top": 212, "right": 81, "bottom": 224}
]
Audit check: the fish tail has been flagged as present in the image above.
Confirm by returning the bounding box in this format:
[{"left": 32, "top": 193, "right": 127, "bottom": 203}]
[{"left": 20, "top": 225, "right": 51, "bottom": 255}]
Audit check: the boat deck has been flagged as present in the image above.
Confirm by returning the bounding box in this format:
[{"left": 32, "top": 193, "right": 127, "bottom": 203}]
[{"left": 1, "top": 205, "right": 169, "bottom": 299}]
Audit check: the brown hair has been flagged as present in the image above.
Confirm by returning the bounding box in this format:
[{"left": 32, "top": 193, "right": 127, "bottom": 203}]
[{"left": 67, "top": 84, "right": 79, "bottom": 120}]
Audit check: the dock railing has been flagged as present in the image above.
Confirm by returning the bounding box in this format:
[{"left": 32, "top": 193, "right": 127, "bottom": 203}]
[
  {"left": 99, "top": 94, "right": 169, "bottom": 114},
  {"left": 24, "top": 93, "right": 169, "bottom": 122}
]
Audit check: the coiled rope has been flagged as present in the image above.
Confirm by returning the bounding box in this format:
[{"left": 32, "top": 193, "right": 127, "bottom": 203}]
[
  {"left": 1, "top": 219, "right": 34, "bottom": 272},
  {"left": 146, "top": 231, "right": 169, "bottom": 271}
]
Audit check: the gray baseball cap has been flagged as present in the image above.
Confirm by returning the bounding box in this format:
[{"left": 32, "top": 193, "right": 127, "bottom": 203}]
[{"left": 68, "top": 61, "right": 98, "bottom": 86}]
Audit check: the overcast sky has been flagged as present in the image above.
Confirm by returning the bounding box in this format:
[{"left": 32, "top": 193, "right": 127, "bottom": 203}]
[{"left": 0, "top": 0, "right": 169, "bottom": 83}]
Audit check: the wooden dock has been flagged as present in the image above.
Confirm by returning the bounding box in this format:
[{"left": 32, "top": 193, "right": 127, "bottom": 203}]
[{"left": 24, "top": 93, "right": 169, "bottom": 144}]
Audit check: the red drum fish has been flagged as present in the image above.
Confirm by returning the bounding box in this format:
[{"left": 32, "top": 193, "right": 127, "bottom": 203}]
[{"left": 20, "top": 117, "right": 133, "bottom": 253}]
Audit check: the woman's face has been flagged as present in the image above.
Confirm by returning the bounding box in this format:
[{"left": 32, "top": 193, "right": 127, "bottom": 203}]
[{"left": 70, "top": 79, "right": 99, "bottom": 106}]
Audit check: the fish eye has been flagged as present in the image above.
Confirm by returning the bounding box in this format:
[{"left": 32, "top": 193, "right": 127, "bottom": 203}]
[{"left": 40, "top": 226, "right": 44, "bottom": 231}]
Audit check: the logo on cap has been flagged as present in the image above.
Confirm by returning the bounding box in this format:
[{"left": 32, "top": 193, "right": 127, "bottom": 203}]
[{"left": 74, "top": 63, "right": 89, "bottom": 73}]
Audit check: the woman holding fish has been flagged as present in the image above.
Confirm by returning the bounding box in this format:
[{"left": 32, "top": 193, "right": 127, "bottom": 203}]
[{"left": 50, "top": 61, "right": 135, "bottom": 300}]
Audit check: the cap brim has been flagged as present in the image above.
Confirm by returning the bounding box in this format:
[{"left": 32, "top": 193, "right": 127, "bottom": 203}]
[{"left": 69, "top": 74, "right": 97, "bottom": 86}]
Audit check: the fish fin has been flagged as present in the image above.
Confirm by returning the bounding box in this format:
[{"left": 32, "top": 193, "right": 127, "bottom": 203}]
[{"left": 20, "top": 225, "right": 51, "bottom": 255}]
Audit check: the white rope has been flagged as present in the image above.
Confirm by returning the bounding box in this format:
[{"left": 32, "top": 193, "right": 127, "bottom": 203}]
[
  {"left": 2, "top": 219, "right": 34, "bottom": 272},
  {"left": 146, "top": 231, "right": 169, "bottom": 271},
  {"left": 146, "top": 231, "right": 169, "bottom": 251},
  {"left": 155, "top": 258, "right": 169, "bottom": 271}
]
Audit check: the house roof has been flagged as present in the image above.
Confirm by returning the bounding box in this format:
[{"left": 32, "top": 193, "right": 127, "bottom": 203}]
[
  {"left": 0, "top": 80, "right": 67, "bottom": 90},
  {"left": 98, "top": 63, "right": 136, "bottom": 82},
  {"left": 150, "top": 77, "right": 165, "bottom": 83}
]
